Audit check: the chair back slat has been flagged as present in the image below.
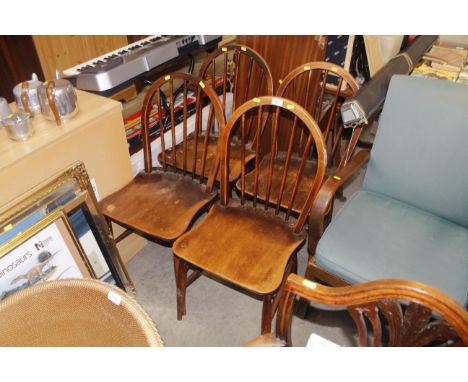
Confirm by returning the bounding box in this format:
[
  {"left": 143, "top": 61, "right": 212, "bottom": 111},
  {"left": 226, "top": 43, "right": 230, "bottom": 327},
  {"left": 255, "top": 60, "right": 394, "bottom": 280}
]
[
  {"left": 191, "top": 87, "right": 202, "bottom": 180},
  {"left": 222, "top": 54, "right": 228, "bottom": 109},
  {"left": 141, "top": 73, "right": 225, "bottom": 191},
  {"left": 232, "top": 50, "right": 241, "bottom": 111},
  {"left": 277, "top": 62, "right": 360, "bottom": 169},
  {"left": 221, "top": 96, "right": 327, "bottom": 233},
  {"left": 286, "top": 135, "right": 312, "bottom": 221},
  {"left": 243, "top": 56, "right": 255, "bottom": 104},
  {"left": 252, "top": 105, "right": 262, "bottom": 208},
  {"left": 264, "top": 107, "right": 280, "bottom": 210},
  {"left": 275, "top": 115, "right": 298, "bottom": 215},
  {"left": 169, "top": 79, "right": 177, "bottom": 169},
  {"left": 240, "top": 113, "right": 246, "bottom": 205},
  {"left": 323, "top": 76, "right": 343, "bottom": 143},
  {"left": 182, "top": 82, "right": 188, "bottom": 174},
  {"left": 200, "top": 104, "right": 215, "bottom": 182}
]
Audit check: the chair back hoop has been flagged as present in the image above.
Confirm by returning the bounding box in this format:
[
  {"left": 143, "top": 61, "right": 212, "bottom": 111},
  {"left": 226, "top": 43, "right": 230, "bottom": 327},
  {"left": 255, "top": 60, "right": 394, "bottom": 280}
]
[
  {"left": 277, "top": 61, "right": 361, "bottom": 168},
  {"left": 220, "top": 96, "right": 327, "bottom": 233},
  {"left": 141, "top": 72, "right": 226, "bottom": 192},
  {"left": 277, "top": 274, "right": 468, "bottom": 347},
  {"left": 0, "top": 278, "right": 163, "bottom": 346},
  {"left": 199, "top": 44, "right": 273, "bottom": 146}
]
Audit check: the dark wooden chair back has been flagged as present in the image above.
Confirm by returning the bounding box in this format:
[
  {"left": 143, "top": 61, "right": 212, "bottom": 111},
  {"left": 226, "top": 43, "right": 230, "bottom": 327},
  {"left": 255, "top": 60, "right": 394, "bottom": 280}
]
[
  {"left": 276, "top": 62, "right": 361, "bottom": 168},
  {"left": 220, "top": 96, "right": 328, "bottom": 233},
  {"left": 199, "top": 44, "right": 274, "bottom": 118},
  {"left": 141, "top": 72, "right": 225, "bottom": 191},
  {"left": 277, "top": 274, "right": 468, "bottom": 346}
]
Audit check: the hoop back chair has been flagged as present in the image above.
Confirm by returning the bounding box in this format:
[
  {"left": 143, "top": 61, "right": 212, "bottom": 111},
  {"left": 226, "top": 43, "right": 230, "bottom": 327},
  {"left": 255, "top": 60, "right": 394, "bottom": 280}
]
[
  {"left": 305, "top": 75, "right": 468, "bottom": 310},
  {"left": 0, "top": 279, "right": 163, "bottom": 346},
  {"left": 156, "top": 44, "right": 274, "bottom": 184},
  {"left": 239, "top": 62, "right": 361, "bottom": 213},
  {"left": 246, "top": 274, "right": 468, "bottom": 347},
  {"left": 101, "top": 73, "right": 225, "bottom": 244},
  {"left": 199, "top": 44, "right": 274, "bottom": 120},
  {"left": 276, "top": 61, "right": 361, "bottom": 168},
  {"left": 172, "top": 96, "right": 327, "bottom": 334}
]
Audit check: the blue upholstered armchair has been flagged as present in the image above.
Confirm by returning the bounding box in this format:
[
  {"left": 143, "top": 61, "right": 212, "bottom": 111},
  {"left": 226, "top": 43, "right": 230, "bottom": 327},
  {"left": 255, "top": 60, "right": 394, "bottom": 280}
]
[{"left": 306, "top": 75, "right": 468, "bottom": 308}]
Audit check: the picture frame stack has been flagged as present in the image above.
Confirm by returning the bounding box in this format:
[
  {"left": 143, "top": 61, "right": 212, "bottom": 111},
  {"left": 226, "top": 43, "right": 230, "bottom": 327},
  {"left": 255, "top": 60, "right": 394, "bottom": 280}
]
[{"left": 0, "top": 162, "right": 135, "bottom": 301}]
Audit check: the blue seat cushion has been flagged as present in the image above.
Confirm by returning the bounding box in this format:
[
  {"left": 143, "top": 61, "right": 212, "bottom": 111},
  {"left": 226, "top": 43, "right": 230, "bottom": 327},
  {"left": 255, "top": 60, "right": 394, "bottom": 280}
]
[{"left": 316, "top": 190, "right": 468, "bottom": 307}]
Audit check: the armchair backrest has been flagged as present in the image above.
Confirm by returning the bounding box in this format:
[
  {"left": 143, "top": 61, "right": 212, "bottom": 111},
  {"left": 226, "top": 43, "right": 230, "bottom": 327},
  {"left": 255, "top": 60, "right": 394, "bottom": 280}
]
[{"left": 363, "top": 75, "right": 468, "bottom": 228}]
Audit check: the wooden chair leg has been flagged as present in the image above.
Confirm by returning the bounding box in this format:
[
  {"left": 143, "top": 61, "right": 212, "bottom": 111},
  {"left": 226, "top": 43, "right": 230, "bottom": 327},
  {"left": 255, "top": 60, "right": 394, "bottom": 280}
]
[
  {"left": 173, "top": 255, "right": 188, "bottom": 321},
  {"left": 295, "top": 260, "right": 315, "bottom": 319},
  {"left": 261, "top": 294, "right": 274, "bottom": 334},
  {"left": 105, "top": 216, "right": 113, "bottom": 235}
]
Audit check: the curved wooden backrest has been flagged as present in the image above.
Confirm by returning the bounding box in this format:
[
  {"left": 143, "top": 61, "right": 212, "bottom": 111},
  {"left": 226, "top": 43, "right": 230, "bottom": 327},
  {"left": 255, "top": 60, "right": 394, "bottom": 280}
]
[
  {"left": 0, "top": 278, "right": 163, "bottom": 346},
  {"left": 220, "top": 96, "right": 327, "bottom": 233},
  {"left": 199, "top": 44, "right": 274, "bottom": 119},
  {"left": 141, "top": 72, "right": 226, "bottom": 191},
  {"left": 278, "top": 274, "right": 468, "bottom": 346},
  {"left": 277, "top": 61, "right": 361, "bottom": 167}
]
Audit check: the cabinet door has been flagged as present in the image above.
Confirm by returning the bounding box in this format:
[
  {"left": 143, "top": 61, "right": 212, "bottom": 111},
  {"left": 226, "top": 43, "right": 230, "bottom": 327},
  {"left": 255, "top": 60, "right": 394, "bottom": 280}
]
[{"left": 0, "top": 36, "right": 44, "bottom": 102}]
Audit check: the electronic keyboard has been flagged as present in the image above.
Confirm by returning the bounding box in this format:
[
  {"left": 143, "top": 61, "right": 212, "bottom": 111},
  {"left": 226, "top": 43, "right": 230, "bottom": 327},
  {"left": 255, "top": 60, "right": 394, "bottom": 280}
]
[{"left": 63, "top": 35, "right": 221, "bottom": 92}]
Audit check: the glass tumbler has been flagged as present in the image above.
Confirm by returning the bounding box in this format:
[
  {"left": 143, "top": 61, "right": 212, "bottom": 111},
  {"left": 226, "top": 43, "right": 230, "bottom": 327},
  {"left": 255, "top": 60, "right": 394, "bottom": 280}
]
[
  {"left": 0, "top": 97, "right": 12, "bottom": 125},
  {"left": 3, "top": 111, "right": 34, "bottom": 141}
]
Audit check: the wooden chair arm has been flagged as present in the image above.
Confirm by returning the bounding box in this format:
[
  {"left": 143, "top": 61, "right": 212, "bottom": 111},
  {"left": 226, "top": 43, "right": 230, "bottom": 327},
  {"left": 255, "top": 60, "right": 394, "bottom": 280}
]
[
  {"left": 308, "top": 149, "right": 370, "bottom": 253},
  {"left": 313, "top": 149, "right": 370, "bottom": 219},
  {"left": 277, "top": 274, "right": 468, "bottom": 346}
]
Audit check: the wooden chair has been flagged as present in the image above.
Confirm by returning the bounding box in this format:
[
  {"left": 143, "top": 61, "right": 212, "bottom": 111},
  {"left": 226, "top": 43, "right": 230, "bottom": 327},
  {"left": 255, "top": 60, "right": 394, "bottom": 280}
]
[
  {"left": 172, "top": 96, "right": 327, "bottom": 334},
  {"left": 246, "top": 274, "right": 468, "bottom": 347},
  {"left": 305, "top": 75, "right": 468, "bottom": 311},
  {"left": 157, "top": 44, "right": 274, "bottom": 183},
  {"left": 100, "top": 73, "right": 225, "bottom": 244},
  {"left": 239, "top": 62, "right": 361, "bottom": 213},
  {"left": 0, "top": 279, "right": 163, "bottom": 346}
]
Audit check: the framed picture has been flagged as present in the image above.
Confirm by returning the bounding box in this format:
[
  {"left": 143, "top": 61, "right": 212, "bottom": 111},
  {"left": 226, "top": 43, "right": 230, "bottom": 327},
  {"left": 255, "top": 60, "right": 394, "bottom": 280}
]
[
  {"left": 0, "top": 162, "right": 135, "bottom": 293},
  {"left": 0, "top": 211, "right": 93, "bottom": 301}
]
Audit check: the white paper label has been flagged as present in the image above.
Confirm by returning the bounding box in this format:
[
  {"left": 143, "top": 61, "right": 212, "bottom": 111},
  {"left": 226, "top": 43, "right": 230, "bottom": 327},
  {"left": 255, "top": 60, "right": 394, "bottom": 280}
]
[
  {"left": 107, "top": 290, "right": 122, "bottom": 306},
  {"left": 90, "top": 178, "right": 101, "bottom": 202},
  {"left": 306, "top": 333, "right": 340, "bottom": 347},
  {"left": 272, "top": 98, "right": 283, "bottom": 107}
]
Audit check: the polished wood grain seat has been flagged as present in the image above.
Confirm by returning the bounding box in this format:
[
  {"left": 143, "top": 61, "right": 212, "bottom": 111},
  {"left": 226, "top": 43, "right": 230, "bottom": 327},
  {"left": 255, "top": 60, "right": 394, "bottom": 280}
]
[
  {"left": 101, "top": 171, "right": 216, "bottom": 242},
  {"left": 239, "top": 152, "right": 317, "bottom": 214},
  {"left": 173, "top": 203, "right": 305, "bottom": 294},
  {"left": 100, "top": 73, "right": 225, "bottom": 246},
  {"left": 172, "top": 96, "right": 327, "bottom": 334},
  {"left": 158, "top": 134, "right": 256, "bottom": 183}
]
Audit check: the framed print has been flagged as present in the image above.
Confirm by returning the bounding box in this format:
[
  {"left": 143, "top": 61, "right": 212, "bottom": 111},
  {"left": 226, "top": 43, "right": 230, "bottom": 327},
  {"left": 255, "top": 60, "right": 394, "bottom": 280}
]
[
  {"left": 0, "top": 162, "right": 135, "bottom": 293},
  {"left": 0, "top": 211, "right": 93, "bottom": 301}
]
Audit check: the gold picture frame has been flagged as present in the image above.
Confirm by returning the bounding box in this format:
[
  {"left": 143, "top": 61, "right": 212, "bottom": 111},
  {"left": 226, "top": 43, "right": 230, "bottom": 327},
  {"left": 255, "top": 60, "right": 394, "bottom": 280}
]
[{"left": 0, "top": 161, "right": 135, "bottom": 294}]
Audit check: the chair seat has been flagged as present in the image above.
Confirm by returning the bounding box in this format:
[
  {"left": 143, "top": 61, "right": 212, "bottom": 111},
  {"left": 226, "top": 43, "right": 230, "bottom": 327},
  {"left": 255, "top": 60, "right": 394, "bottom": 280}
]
[
  {"left": 316, "top": 190, "right": 468, "bottom": 306},
  {"left": 158, "top": 134, "right": 256, "bottom": 183},
  {"left": 101, "top": 171, "right": 216, "bottom": 242},
  {"left": 173, "top": 203, "right": 305, "bottom": 294},
  {"left": 238, "top": 152, "right": 317, "bottom": 214}
]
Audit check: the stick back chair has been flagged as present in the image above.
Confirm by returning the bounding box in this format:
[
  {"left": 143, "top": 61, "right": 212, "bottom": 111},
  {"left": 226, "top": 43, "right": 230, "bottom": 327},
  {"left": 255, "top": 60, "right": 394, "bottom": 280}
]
[
  {"left": 0, "top": 278, "right": 163, "bottom": 346},
  {"left": 246, "top": 274, "right": 468, "bottom": 347},
  {"left": 158, "top": 44, "right": 274, "bottom": 183},
  {"left": 101, "top": 73, "right": 225, "bottom": 244},
  {"left": 239, "top": 62, "right": 361, "bottom": 214},
  {"left": 172, "top": 96, "right": 327, "bottom": 334}
]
